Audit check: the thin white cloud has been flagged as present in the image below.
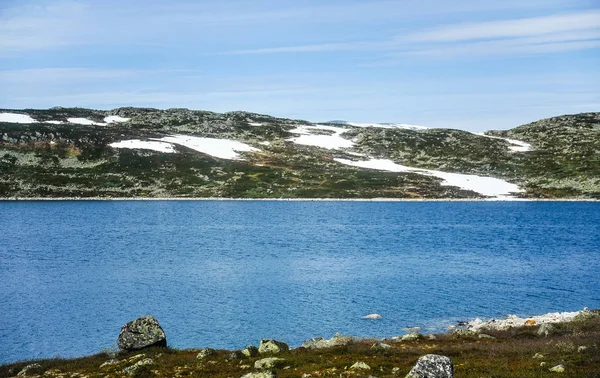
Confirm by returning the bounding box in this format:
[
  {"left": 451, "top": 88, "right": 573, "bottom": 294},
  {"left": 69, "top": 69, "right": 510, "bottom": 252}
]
[{"left": 400, "top": 10, "right": 600, "bottom": 42}]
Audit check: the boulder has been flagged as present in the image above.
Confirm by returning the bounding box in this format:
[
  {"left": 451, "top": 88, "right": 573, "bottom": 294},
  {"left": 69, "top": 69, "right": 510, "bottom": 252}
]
[
  {"left": 401, "top": 333, "right": 423, "bottom": 341},
  {"left": 117, "top": 316, "right": 167, "bottom": 351},
  {"left": 254, "top": 357, "right": 287, "bottom": 369},
  {"left": 300, "top": 333, "right": 353, "bottom": 349},
  {"left": 549, "top": 364, "right": 565, "bottom": 373},
  {"left": 258, "top": 339, "right": 289, "bottom": 354},
  {"left": 405, "top": 354, "right": 454, "bottom": 378},
  {"left": 197, "top": 347, "right": 217, "bottom": 360}
]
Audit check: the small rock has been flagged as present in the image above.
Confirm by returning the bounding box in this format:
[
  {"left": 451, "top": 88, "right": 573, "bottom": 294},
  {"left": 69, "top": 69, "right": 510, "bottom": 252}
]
[
  {"left": 301, "top": 333, "right": 353, "bottom": 349},
  {"left": 362, "top": 313, "right": 382, "bottom": 319},
  {"left": 226, "top": 350, "right": 245, "bottom": 361},
  {"left": 406, "top": 354, "right": 454, "bottom": 378},
  {"left": 99, "top": 359, "right": 120, "bottom": 369},
  {"left": 532, "top": 353, "right": 545, "bottom": 359},
  {"left": 258, "top": 339, "right": 289, "bottom": 354},
  {"left": 255, "top": 357, "right": 287, "bottom": 369},
  {"left": 350, "top": 361, "right": 371, "bottom": 370},
  {"left": 452, "top": 329, "right": 476, "bottom": 337},
  {"left": 117, "top": 316, "right": 167, "bottom": 351},
  {"left": 128, "top": 353, "right": 146, "bottom": 362},
  {"left": 392, "top": 366, "right": 401, "bottom": 376},
  {"left": 197, "top": 348, "right": 217, "bottom": 360},
  {"left": 537, "top": 323, "right": 554, "bottom": 337},
  {"left": 525, "top": 319, "right": 536, "bottom": 325},
  {"left": 401, "top": 333, "right": 423, "bottom": 341},
  {"left": 242, "top": 345, "right": 259, "bottom": 357},
  {"left": 478, "top": 334, "right": 496, "bottom": 339},
  {"left": 122, "top": 358, "right": 155, "bottom": 376},
  {"left": 17, "top": 363, "right": 42, "bottom": 376},
  {"left": 578, "top": 345, "right": 588, "bottom": 352},
  {"left": 241, "top": 372, "right": 277, "bottom": 378},
  {"left": 371, "top": 342, "right": 392, "bottom": 351},
  {"left": 540, "top": 362, "right": 547, "bottom": 367},
  {"left": 549, "top": 364, "right": 565, "bottom": 373}
]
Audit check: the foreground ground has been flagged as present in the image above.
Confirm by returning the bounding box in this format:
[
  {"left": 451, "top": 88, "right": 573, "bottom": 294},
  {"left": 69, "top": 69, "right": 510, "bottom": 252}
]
[{"left": 2, "top": 311, "right": 599, "bottom": 378}]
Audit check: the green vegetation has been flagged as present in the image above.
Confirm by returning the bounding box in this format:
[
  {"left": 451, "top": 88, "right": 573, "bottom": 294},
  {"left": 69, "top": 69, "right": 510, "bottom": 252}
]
[
  {"left": 2, "top": 311, "right": 599, "bottom": 377},
  {"left": 1, "top": 108, "right": 598, "bottom": 199}
]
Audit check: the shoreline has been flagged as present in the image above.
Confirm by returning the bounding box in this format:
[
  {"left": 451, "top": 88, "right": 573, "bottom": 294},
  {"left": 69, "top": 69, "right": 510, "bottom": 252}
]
[{"left": 1, "top": 197, "right": 599, "bottom": 202}]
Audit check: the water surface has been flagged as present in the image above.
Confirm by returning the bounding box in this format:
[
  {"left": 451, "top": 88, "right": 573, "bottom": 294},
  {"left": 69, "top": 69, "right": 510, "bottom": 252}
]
[{"left": 1, "top": 201, "right": 599, "bottom": 363}]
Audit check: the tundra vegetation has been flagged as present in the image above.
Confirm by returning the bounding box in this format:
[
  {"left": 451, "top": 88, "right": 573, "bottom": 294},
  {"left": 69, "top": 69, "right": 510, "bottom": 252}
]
[{"left": 0, "top": 107, "right": 598, "bottom": 199}]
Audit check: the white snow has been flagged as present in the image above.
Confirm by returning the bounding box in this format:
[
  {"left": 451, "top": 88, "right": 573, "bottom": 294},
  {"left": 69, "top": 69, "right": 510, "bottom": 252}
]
[
  {"left": 67, "top": 117, "right": 108, "bottom": 126},
  {"left": 109, "top": 139, "right": 176, "bottom": 153},
  {"left": 259, "top": 141, "right": 271, "bottom": 145},
  {"left": 475, "top": 132, "right": 532, "bottom": 152},
  {"left": 45, "top": 120, "right": 63, "bottom": 124},
  {"left": 158, "top": 135, "right": 259, "bottom": 160},
  {"left": 335, "top": 158, "right": 522, "bottom": 198},
  {"left": 104, "top": 115, "right": 131, "bottom": 123},
  {"left": 248, "top": 122, "right": 263, "bottom": 126},
  {"left": 287, "top": 125, "right": 355, "bottom": 149},
  {"left": 347, "top": 122, "right": 429, "bottom": 130},
  {"left": 0, "top": 113, "right": 38, "bottom": 123}
]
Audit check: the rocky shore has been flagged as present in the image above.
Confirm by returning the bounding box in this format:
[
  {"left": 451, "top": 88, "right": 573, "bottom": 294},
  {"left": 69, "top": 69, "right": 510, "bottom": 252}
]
[{"left": 2, "top": 309, "right": 599, "bottom": 378}]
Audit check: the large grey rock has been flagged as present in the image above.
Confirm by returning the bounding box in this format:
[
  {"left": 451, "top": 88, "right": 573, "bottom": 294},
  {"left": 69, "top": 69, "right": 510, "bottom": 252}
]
[
  {"left": 117, "top": 316, "right": 167, "bottom": 351},
  {"left": 258, "top": 339, "right": 289, "bottom": 354},
  {"left": 405, "top": 354, "right": 454, "bottom": 378}
]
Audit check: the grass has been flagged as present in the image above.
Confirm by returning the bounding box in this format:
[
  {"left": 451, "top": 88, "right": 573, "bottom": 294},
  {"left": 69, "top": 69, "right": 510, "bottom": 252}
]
[{"left": 2, "top": 311, "right": 599, "bottom": 377}]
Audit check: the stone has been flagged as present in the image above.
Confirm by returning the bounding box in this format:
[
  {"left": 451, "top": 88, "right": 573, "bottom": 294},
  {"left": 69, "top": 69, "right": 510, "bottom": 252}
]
[
  {"left": 405, "top": 354, "right": 454, "bottom": 378},
  {"left": 17, "top": 363, "right": 42, "bottom": 376},
  {"left": 478, "top": 334, "right": 496, "bottom": 339},
  {"left": 226, "top": 350, "right": 245, "bottom": 361},
  {"left": 197, "top": 348, "right": 217, "bottom": 360},
  {"left": 301, "top": 333, "right": 354, "bottom": 349},
  {"left": 254, "top": 357, "right": 287, "bottom": 369},
  {"left": 117, "top": 316, "right": 166, "bottom": 351},
  {"left": 242, "top": 345, "right": 259, "bottom": 357},
  {"left": 122, "top": 358, "right": 155, "bottom": 376},
  {"left": 532, "top": 353, "right": 545, "bottom": 359},
  {"left": 537, "top": 323, "right": 554, "bottom": 337},
  {"left": 578, "top": 345, "right": 588, "bottom": 352},
  {"left": 241, "top": 372, "right": 277, "bottom": 378},
  {"left": 525, "top": 319, "right": 536, "bottom": 325},
  {"left": 350, "top": 361, "right": 371, "bottom": 370},
  {"left": 258, "top": 339, "right": 289, "bottom": 354},
  {"left": 549, "top": 364, "right": 565, "bottom": 373},
  {"left": 371, "top": 341, "right": 392, "bottom": 351},
  {"left": 401, "top": 333, "right": 423, "bottom": 341},
  {"left": 99, "top": 359, "right": 120, "bottom": 369}
]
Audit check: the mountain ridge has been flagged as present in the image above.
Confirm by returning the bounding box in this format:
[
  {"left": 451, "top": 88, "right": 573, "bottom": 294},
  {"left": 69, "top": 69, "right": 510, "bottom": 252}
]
[{"left": 1, "top": 108, "right": 598, "bottom": 199}]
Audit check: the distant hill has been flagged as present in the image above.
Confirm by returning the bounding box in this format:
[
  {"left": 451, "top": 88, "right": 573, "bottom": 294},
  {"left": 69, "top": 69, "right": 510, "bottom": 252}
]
[{"left": 0, "top": 107, "right": 598, "bottom": 199}]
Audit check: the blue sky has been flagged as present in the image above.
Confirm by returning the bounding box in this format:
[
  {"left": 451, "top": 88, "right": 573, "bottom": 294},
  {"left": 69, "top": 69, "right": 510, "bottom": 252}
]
[{"left": 0, "top": 0, "right": 598, "bottom": 131}]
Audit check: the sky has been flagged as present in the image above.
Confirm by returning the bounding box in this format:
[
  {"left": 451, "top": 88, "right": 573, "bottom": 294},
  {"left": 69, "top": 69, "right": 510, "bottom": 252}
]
[{"left": 0, "top": 0, "right": 599, "bottom": 131}]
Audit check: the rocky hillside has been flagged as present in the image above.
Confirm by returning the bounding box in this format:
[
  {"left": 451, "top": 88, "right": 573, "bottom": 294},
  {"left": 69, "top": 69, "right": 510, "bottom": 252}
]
[{"left": 0, "top": 107, "right": 598, "bottom": 199}]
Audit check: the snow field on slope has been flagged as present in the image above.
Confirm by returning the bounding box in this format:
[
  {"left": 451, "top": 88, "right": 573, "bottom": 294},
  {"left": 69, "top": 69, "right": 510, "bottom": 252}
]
[
  {"left": 108, "top": 140, "right": 176, "bottom": 153},
  {"left": 0, "top": 113, "right": 38, "bottom": 123},
  {"left": 334, "top": 158, "right": 522, "bottom": 198},
  {"left": 286, "top": 125, "right": 355, "bottom": 149}
]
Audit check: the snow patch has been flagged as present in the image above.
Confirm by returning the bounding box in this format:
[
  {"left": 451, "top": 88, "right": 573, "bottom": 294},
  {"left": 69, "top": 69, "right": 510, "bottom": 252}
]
[
  {"left": 0, "top": 113, "right": 38, "bottom": 123},
  {"left": 248, "top": 122, "right": 263, "bottom": 126},
  {"left": 335, "top": 158, "right": 522, "bottom": 198},
  {"left": 109, "top": 140, "right": 176, "bottom": 153},
  {"left": 45, "top": 120, "right": 63, "bottom": 124},
  {"left": 347, "top": 122, "right": 429, "bottom": 130},
  {"left": 475, "top": 132, "right": 531, "bottom": 152},
  {"left": 104, "top": 115, "right": 130, "bottom": 123},
  {"left": 67, "top": 117, "right": 108, "bottom": 126},
  {"left": 158, "top": 135, "right": 259, "bottom": 160},
  {"left": 287, "top": 125, "right": 354, "bottom": 149}
]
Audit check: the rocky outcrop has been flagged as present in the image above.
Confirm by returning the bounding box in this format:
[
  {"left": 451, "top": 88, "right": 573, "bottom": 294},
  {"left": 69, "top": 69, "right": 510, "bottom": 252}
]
[
  {"left": 254, "top": 357, "right": 287, "bottom": 369},
  {"left": 117, "top": 316, "right": 167, "bottom": 351},
  {"left": 300, "top": 333, "right": 354, "bottom": 349},
  {"left": 258, "top": 339, "right": 289, "bottom": 354},
  {"left": 405, "top": 354, "right": 454, "bottom": 378}
]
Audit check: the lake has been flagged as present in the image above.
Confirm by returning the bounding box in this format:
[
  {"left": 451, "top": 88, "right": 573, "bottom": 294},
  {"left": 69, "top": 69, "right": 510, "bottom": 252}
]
[{"left": 1, "top": 200, "right": 599, "bottom": 363}]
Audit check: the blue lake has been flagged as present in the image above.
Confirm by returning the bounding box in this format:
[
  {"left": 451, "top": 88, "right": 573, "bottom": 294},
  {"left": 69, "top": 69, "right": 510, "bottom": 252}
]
[{"left": 1, "top": 200, "right": 599, "bottom": 363}]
